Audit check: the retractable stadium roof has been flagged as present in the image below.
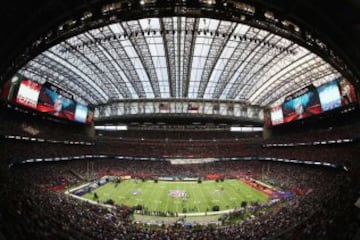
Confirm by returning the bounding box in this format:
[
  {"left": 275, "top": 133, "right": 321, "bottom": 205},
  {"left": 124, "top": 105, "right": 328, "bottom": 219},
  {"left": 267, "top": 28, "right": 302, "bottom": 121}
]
[
  {"left": 20, "top": 17, "right": 341, "bottom": 107},
  {"left": 0, "top": 0, "right": 359, "bottom": 119}
]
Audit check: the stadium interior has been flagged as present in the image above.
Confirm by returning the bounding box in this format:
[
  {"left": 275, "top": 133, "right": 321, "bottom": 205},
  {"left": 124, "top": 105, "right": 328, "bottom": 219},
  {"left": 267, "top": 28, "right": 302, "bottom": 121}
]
[{"left": 0, "top": 0, "right": 360, "bottom": 239}]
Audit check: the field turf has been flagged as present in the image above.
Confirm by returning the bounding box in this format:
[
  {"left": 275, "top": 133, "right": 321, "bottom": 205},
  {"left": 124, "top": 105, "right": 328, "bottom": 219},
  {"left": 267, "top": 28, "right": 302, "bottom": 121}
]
[{"left": 83, "top": 179, "right": 269, "bottom": 213}]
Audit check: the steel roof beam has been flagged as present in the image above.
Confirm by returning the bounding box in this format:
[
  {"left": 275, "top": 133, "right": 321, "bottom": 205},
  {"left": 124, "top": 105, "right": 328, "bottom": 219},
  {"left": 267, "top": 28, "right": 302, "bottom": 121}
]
[
  {"left": 197, "top": 21, "right": 236, "bottom": 98},
  {"left": 226, "top": 32, "right": 273, "bottom": 99},
  {"left": 211, "top": 27, "right": 260, "bottom": 99},
  {"left": 160, "top": 18, "right": 176, "bottom": 98},
  {"left": 60, "top": 40, "right": 120, "bottom": 102},
  {"left": 121, "top": 20, "right": 161, "bottom": 98},
  {"left": 106, "top": 25, "right": 147, "bottom": 98},
  {"left": 74, "top": 34, "right": 125, "bottom": 99},
  {"left": 182, "top": 18, "right": 199, "bottom": 97},
  {"left": 232, "top": 37, "right": 292, "bottom": 99},
  {"left": 32, "top": 53, "right": 104, "bottom": 103}
]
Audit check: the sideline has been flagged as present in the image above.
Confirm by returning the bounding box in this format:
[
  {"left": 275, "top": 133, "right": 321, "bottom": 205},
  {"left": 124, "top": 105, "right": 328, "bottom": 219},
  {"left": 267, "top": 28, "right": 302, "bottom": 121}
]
[{"left": 65, "top": 183, "right": 115, "bottom": 210}]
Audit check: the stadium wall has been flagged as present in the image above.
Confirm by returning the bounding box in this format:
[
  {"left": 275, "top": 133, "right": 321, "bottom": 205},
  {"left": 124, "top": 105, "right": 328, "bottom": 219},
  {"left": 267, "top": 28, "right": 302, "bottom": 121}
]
[{"left": 0, "top": 102, "right": 94, "bottom": 141}]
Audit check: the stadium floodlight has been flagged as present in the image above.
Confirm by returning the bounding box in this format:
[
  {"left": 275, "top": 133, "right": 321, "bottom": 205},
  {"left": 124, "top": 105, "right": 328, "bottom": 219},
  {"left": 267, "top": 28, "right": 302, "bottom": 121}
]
[
  {"left": 230, "top": 127, "right": 263, "bottom": 132},
  {"left": 11, "top": 75, "right": 19, "bottom": 83},
  {"left": 95, "top": 125, "right": 128, "bottom": 131}
]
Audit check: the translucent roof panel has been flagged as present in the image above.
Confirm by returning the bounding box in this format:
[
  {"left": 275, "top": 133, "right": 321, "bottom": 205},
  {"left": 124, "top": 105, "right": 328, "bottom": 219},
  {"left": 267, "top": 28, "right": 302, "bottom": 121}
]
[{"left": 20, "top": 17, "right": 341, "bottom": 107}]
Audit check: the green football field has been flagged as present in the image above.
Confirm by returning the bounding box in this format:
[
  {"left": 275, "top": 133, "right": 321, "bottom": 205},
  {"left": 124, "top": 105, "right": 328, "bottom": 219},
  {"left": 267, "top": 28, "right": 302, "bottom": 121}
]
[{"left": 82, "top": 179, "right": 269, "bottom": 213}]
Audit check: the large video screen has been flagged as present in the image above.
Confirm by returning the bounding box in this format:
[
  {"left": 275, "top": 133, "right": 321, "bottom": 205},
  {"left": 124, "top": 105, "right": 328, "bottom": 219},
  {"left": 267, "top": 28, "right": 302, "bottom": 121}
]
[
  {"left": 75, "top": 104, "right": 88, "bottom": 123},
  {"left": 15, "top": 79, "right": 41, "bottom": 109},
  {"left": 11, "top": 75, "right": 92, "bottom": 124},
  {"left": 338, "top": 78, "right": 357, "bottom": 105},
  {"left": 282, "top": 90, "right": 321, "bottom": 123},
  {"left": 37, "top": 87, "right": 75, "bottom": 121},
  {"left": 268, "top": 78, "right": 358, "bottom": 126},
  {"left": 59, "top": 97, "right": 76, "bottom": 121},
  {"left": 317, "top": 80, "right": 341, "bottom": 112},
  {"left": 270, "top": 106, "right": 284, "bottom": 125}
]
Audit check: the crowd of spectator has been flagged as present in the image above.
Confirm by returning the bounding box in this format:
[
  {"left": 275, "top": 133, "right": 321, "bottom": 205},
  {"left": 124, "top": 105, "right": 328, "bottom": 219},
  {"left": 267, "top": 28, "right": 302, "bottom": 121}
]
[
  {"left": 0, "top": 159, "right": 358, "bottom": 240},
  {"left": 97, "top": 129, "right": 260, "bottom": 141},
  {"left": 260, "top": 144, "right": 360, "bottom": 167},
  {"left": 2, "top": 134, "right": 359, "bottom": 168},
  {"left": 96, "top": 138, "right": 261, "bottom": 158},
  {"left": 1, "top": 106, "right": 359, "bottom": 239},
  {"left": 265, "top": 123, "right": 360, "bottom": 144}
]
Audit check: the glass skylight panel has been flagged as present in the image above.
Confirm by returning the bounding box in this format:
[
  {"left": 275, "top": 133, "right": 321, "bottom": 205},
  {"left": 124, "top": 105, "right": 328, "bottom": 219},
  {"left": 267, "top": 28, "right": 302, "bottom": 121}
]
[
  {"left": 263, "top": 47, "right": 301, "bottom": 78},
  {"left": 131, "top": 58, "right": 143, "bottom": 69},
  {"left": 218, "top": 44, "right": 259, "bottom": 97},
  {"left": 272, "top": 36, "right": 290, "bottom": 48},
  {"left": 207, "top": 18, "right": 220, "bottom": 31},
  {"left": 204, "top": 86, "right": 216, "bottom": 99},
  {"left": 234, "top": 44, "right": 282, "bottom": 98},
  {"left": 153, "top": 57, "right": 167, "bottom": 69},
  {"left": 216, "top": 57, "right": 229, "bottom": 70},
  {"left": 227, "top": 40, "right": 238, "bottom": 48},
  {"left": 249, "top": 52, "right": 314, "bottom": 103},
  {"left": 194, "top": 42, "right": 211, "bottom": 56},
  {"left": 233, "top": 23, "right": 250, "bottom": 35},
  {"left": 206, "top": 70, "right": 223, "bottom": 95},
  {"left": 125, "top": 20, "right": 139, "bottom": 31},
  {"left": 206, "top": 42, "right": 244, "bottom": 97},
  {"left": 108, "top": 23, "right": 123, "bottom": 34},
  {"left": 156, "top": 68, "right": 168, "bottom": 81},
  {"left": 144, "top": 33, "right": 169, "bottom": 97},
  {"left": 188, "top": 68, "right": 203, "bottom": 98},
  {"left": 189, "top": 36, "right": 212, "bottom": 96},
  {"left": 160, "top": 89, "right": 170, "bottom": 98},
  {"left": 243, "top": 49, "right": 295, "bottom": 99},
  {"left": 88, "top": 28, "right": 102, "bottom": 37},
  {"left": 85, "top": 33, "right": 131, "bottom": 98},
  {"left": 43, "top": 51, "right": 108, "bottom": 101},
  {"left": 173, "top": 29, "right": 182, "bottom": 97},
  {"left": 114, "top": 64, "right": 138, "bottom": 98},
  {"left": 196, "top": 37, "right": 210, "bottom": 44},
  {"left": 136, "top": 68, "right": 154, "bottom": 97},
  {"left": 204, "top": 41, "right": 243, "bottom": 98},
  {"left": 154, "top": 61, "right": 170, "bottom": 97},
  {"left": 145, "top": 34, "right": 162, "bottom": 43},
  {"left": 220, "top": 83, "right": 234, "bottom": 99},
  {"left": 150, "top": 44, "right": 165, "bottom": 58},
  {"left": 123, "top": 45, "right": 138, "bottom": 58},
  {"left": 66, "top": 35, "right": 83, "bottom": 46},
  {"left": 139, "top": 18, "right": 160, "bottom": 30},
  {"left": 218, "top": 20, "right": 234, "bottom": 31}
]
